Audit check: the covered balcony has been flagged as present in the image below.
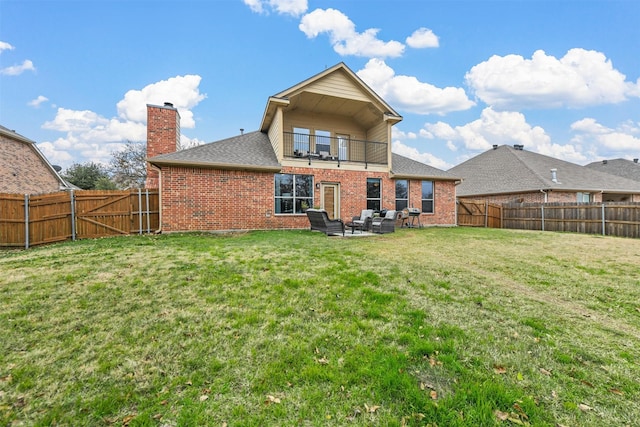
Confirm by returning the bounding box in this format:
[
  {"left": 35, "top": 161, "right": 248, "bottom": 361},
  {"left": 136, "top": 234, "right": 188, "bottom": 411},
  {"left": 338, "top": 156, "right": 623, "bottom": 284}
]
[{"left": 283, "top": 131, "right": 388, "bottom": 167}]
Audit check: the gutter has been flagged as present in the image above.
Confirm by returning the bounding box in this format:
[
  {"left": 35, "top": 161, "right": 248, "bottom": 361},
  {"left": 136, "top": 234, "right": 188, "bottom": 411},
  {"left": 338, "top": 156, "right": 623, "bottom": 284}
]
[{"left": 148, "top": 159, "right": 282, "bottom": 173}]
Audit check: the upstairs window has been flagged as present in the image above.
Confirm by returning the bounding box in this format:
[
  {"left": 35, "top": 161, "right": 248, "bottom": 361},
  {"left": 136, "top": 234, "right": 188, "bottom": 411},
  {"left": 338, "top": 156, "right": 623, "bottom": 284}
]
[
  {"left": 293, "top": 127, "right": 310, "bottom": 154},
  {"left": 395, "top": 180, "right": 409, "bottom": 211},
  {"left": 315, "top": 130, "right": 331, "bottom": 154}
]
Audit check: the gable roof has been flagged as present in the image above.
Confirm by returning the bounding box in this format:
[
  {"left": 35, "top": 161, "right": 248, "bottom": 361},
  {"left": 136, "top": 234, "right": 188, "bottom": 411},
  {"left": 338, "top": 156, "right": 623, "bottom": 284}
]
[
  {"left": 147, "top": 131, "right": 281, "bottom": 172},
  {"left": 260, "top": 62, "right": 402, "bottom": 132},
  {"left": 0, "top": 125, "right": 72, "bottom": 191},
  {"left": 585, "top": 158, "right": 640, "bottom": 182},
  {"left": 391, "top": 153, "right": 460, "bottom": 181},
  {"left": 450, "top": 145, "right": 640, "bottom": 197}
]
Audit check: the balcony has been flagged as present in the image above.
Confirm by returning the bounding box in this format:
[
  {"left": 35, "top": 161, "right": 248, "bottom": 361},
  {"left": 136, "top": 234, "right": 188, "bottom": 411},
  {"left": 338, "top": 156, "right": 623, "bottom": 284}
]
[{"left": 283, "top": 132, "right": 388, "bottom": 167}]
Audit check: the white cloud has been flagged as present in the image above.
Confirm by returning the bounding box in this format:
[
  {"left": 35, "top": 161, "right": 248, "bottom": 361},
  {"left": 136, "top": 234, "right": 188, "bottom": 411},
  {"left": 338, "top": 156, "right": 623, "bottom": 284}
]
[
  {"left": 0, "top": 59, "right": 35, "bottom": 76},
  {"left": 406, "top": 27, "right": 439, "bottom": 48},
  {"left": 571, "top": 118, "right": 640, "bottom": 153},
  {"left": 392, "top": 140, "right": 452, "bottom": 170},
  {"left": 116, "top": 74, "right": 206, "bottom": 128},
  {"left": 0, "top": 41, "right": 15, "bottom": 53},
  {"left": 466, "top": 48, "right": 640, "bottom": 109},
  {"left": 299, "top": 8, "right": 404, "bottom": 58},
  {"left": 423, "top": 107, "right": 586, "bottom": 163},
  {"left": 243, "top": 0, "right": 308, "bottom": 17},
  {"left": 28, "top": 95, "right": 49, "bottom": 108},
  {"left": 39, "top": 75, "right": 206, "bottom": 168},
  {"left": 357, "top": 58, "right": 475, "bottom": 114}
]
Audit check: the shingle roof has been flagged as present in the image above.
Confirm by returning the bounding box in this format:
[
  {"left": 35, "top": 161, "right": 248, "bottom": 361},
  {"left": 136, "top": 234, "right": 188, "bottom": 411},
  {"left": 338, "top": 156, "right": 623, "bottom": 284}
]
[
  {"left": 585, "top": 158, "right": 640, "bottom": 182},
  {"left": 449, "top": 145, "right": 640, "bottom": 197},
  {"left": 391, "top": 153, "right": 460, "bottom": 181},
  {"left": 147, "top": 131, "right": 281, "bottom": 171}
]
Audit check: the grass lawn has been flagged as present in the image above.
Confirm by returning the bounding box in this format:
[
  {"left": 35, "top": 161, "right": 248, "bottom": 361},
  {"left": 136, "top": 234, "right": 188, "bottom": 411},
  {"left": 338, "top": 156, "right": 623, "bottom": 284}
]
[{"left": 1, "top": 227, "right": 639, "bottom": 426}]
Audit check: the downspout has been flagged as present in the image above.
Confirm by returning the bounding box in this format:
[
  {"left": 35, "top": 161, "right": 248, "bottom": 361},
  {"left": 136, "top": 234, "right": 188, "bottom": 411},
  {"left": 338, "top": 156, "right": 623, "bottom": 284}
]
[
  {"left": 540, "top": 189, "right": 548, "bottom": 203},
  {"left": 151, "top": 164, "right": 163, "bottom": 233}
]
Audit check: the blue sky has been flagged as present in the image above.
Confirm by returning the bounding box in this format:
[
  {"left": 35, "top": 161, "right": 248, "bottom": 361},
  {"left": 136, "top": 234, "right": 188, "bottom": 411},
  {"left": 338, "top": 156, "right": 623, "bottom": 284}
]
[{"left": 1, "top": 0, "right": 639, "bottom": 171}]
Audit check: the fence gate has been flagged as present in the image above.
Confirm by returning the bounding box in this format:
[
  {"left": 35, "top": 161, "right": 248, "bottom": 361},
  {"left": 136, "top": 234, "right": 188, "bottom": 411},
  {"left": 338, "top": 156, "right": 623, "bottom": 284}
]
[
  {"left": 0, "top": 189, "right": 159, "bottom": 248},
  {"left": 457, "top": 200, "right": 502, "bottom": 228}
]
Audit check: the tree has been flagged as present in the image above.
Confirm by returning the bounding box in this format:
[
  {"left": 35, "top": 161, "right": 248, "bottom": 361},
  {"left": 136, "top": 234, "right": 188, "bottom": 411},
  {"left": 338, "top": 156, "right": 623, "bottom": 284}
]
[
  {"left": 109, "top": 140, "right": 147, "bottom": 189},
  {"left": 62, "top": 162, "right": 114, "bottom": 190}
]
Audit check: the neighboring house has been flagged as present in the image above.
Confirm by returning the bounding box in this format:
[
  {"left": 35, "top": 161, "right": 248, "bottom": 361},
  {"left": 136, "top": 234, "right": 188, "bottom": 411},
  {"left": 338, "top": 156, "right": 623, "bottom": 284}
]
[
  {"left": 146, "top": 62, "right": 459, "bottom": 233},
  {"left": 449, "top": 144, "right": 640, "bottom": 204},
  {"left": 585, "top": 158, "right": 640, "bottom": 183},
  {"left": 0, "top": 125, "right": 71, "bottom": 194}
]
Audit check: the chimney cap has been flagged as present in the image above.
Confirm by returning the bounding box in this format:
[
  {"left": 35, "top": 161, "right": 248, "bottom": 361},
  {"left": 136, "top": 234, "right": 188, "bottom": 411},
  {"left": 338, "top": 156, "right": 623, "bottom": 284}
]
[{"left": 164, "top": 102, "right": 174, "bottom": 108}]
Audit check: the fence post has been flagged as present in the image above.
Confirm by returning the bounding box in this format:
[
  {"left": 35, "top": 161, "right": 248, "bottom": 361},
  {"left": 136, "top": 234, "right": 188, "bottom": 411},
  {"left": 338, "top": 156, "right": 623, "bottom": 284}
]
[
  {"left": 541, "top": 204, "right": 545, "bottom": 231},
  {"left": 145, "top": 189, "right": 151, "bottom": 233},
  {"left": 70, "top": 190, "right": 76, "bottom": 241},
  {"left": 24, "top": 194, "right": 29, "bottom": 249},
  {"left": 138, "top": 188, "right": 143, "bottom": 235},
  {"left": 601, "top": 203, "right": 606, "bottom": 236},
  {"left": 484, "top": 200, "right": 489, "bottom": 228}
]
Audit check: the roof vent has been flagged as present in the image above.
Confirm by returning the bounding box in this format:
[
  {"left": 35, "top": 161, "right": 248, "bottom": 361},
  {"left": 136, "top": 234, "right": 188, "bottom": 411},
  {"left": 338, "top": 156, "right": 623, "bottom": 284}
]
[
  {"left": 493, "top": 144, "right": 498, "bottom": 150},
  {"left": 551, "top": 168, "right": 558, "bottom": 183},
  {"left": 634, "top": 158, "right": 639, "bottom": 164},
  {"left": 602, "top": 160, "right": 608, "bottom": 164},
  {"left": 164, "top": 102, "right": 174, "bottom": 108},
  {"left": 513, "top": 144, "right": 524, "bottom": 150},
  {"left": 240, "top": 128, "right": 244, "bottom": 135}
]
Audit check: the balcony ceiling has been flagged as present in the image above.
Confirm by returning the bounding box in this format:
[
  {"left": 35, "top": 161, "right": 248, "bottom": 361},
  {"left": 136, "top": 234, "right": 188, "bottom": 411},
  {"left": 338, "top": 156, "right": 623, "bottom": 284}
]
[{"left": 286, "top": 91, "right": 382, "bottom": 129}]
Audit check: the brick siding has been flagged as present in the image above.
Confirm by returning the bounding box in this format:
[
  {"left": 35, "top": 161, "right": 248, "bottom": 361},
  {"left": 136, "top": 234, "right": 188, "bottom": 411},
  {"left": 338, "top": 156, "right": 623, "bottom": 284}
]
[
  {"left": 0, "top": 133, "right": 61, "bottom": 194},
  {"left": 159, "top": 165, "right": 457, "bottom": 232}
]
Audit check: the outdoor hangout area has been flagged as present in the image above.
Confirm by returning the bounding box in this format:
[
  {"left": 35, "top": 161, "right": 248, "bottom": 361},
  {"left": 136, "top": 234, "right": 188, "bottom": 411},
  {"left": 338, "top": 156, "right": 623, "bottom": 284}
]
[{"left": 306, "top": 208, "right": 422, "bottom": 237}]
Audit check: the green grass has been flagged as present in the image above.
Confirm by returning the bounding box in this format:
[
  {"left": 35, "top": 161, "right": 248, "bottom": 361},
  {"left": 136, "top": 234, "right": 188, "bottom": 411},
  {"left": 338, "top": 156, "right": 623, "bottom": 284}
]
[{"left": 1, "top": 228, "right": 639, "bottom": 426}]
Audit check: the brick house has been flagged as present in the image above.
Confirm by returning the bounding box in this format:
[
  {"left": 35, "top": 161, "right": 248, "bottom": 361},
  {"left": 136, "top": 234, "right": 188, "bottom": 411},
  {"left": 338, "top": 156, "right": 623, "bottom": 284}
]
[
  {"left": 146, "top": 63, "right": 459, "bottom": 232},
  {"left": 449, "top": 144, "right": 640, "bottom": 204},
  {"left": 0, "top": 125, "right": 71, "bottom": 194}
]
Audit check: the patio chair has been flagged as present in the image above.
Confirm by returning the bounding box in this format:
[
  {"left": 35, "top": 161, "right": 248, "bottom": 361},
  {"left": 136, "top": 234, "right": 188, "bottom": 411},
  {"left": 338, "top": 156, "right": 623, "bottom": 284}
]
[
  {"left": 306, "top": 209, "right": 345, "bottom": 236},
  {"left": 372, "top": 210, "right": 398, "bottom": 234},
  {"left": 351, "top": 209, "right": 374, "bottom": 232}
]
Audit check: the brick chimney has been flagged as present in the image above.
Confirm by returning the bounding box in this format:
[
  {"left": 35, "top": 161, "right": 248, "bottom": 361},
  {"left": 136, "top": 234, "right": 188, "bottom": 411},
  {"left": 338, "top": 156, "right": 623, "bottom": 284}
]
[{"left": 146, "top": 102, "right": 180, "bottom": 188}]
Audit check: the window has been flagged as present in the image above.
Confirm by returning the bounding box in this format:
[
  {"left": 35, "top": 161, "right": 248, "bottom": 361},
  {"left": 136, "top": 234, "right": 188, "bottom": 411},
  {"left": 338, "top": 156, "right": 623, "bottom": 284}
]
[
  {"left": 275, "top": 174, "right": 313, "bottom": 214},
  {"left": 315, "top": 130, "right": 331, "bottom": 154},
  {"left": 367, "top": 178, "right": 381, "bottom": 211},
  {"left": 293, "top": 127, "right": 310, "bottom": 154},
  {"left": 421, "top": 181, "right": 434, "bottom": 213},
  {"left": 395, "top": 180, "right": 408, "bottom": 211},
  {"left": 577, "top": 192, "right": 591, "bottom": 203}
]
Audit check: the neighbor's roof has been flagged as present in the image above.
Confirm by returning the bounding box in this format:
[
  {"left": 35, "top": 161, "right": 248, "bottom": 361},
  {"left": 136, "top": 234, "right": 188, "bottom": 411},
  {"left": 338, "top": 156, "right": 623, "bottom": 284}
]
[
  {"left": 147, "top": 131, "right": 281, "bottom": 172},
  {"left": 391, "top": 153, "right": 460, "bottom": 181},
  {"left": 585, "top": 158, "right": 640, "bottom": 182},
  {"left": 450, "top": 145, "right": 640, "bottom": 197}
]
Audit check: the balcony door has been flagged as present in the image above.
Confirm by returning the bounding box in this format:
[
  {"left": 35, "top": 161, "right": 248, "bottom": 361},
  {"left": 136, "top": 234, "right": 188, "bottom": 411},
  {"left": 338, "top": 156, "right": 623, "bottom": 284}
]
[{"left": 321, "top": 183, "right": 340, "bottom": 220}]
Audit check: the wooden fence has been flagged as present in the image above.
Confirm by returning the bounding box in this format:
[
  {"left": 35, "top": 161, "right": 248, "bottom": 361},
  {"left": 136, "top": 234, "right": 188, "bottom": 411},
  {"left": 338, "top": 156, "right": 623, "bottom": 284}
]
[
  {"left": 457, "top": 200, "right": 503, "bottom": 228},
  {"left": 502, "top": 202, "right": 640, "bottom": 238},
  {"left": 0, "top": 189, "right": 159, "bottom": 248}
]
